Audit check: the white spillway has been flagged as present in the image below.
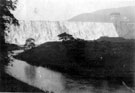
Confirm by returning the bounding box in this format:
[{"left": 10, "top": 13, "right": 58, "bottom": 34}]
[{"left": 6, "top": 21, "right": 118, "bottom": 45}]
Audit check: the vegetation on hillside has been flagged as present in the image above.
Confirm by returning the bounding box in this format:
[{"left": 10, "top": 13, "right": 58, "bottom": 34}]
[{"left": 14, "top": 35, "right": 135, "bottom": 88}]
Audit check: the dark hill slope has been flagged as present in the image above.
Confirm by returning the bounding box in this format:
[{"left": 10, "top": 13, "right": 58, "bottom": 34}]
[
  {"left": 14, "top": 38, "right": 135, "bottom": 87},
  {"left": 97, "top": 36, "right": 135, "bottom": 42}
]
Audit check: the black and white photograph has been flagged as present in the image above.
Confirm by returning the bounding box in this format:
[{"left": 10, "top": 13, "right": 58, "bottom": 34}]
[{"left": 0, "top": 0, "right": 135, "bottom": 93}]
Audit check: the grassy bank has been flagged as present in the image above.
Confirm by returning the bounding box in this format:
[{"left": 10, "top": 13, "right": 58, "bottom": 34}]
[{"left": 14, "top": 37, "right": 135, "bottom": 88}]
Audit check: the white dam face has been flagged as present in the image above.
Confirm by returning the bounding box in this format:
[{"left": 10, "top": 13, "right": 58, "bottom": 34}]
[{"left": 6, "top": 21, "right": 118, "bottom": 45}]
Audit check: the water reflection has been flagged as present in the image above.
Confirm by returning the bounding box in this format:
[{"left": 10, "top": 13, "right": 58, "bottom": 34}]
[
  {"left": 6, "top": 59, "right": 65, "bottom": 93},
  {"left": 5, "top": 58, "right": 134, "bottom": 93}
]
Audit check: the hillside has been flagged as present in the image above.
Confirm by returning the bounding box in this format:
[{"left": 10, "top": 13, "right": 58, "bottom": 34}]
[
  {"left": 97, "top": 36, "right": 135, "bottom": 42},
  {"left": 14, "top": 38, "right": 135, "bottom": 87},
  {"left": 69, "top": 6, "right": 135, "bottom": 22},
  {"left": 68, "top": 6, "right": 135, "bottom": 39}
]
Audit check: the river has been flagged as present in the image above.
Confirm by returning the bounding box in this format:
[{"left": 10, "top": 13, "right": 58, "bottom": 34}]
[{"left": 5, "top": 56, "right": 134, "bottom": 93}]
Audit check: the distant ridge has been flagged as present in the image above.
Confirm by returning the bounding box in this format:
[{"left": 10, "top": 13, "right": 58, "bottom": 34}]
[
  {"left": 69, "top": 6, "right": 135, "bottom": 22},
  {"left": 69, "top": 6, "right": 135, "bottom": 39}
]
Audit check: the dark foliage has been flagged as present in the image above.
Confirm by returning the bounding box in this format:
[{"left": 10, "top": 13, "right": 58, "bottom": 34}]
[
  {"left": 62, "top": 39, "right": 86, "bottom": 66},
  {"left": 0, "top": 0, "right": 19, "bottom": 66},
  {"left": 24, "top": 38, "right": 35, "bottom": 51},
  {"left": 6, "top": 43, "right": 22, "bottom": 51},
  {"left": 0, "top": 0, "right": 20, "bottom": 92},
  {"left": 58, "top": 32, "right": 75, "bottom": 41}
]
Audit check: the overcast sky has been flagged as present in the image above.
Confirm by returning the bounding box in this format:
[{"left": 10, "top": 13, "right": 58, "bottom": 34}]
[{"left": 13, "top": 0, "right": 135, "bottom": 21}]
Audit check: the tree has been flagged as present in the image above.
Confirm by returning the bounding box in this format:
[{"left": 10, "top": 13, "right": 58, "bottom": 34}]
[
  {"left": 24, "top": 38, "right": 35, "bottom": 51},
  {"left": 0, "top": 0, "right": 19, "bottom": 91},
  {"left": 0, "top": 0, "right": 19, "bottom": 67},
  {"left": 58, "top": 32, "right": 74, "bottom": 41}
]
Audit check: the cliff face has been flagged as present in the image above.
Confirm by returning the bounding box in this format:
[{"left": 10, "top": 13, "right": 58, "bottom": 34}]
[{"left": 6, "top": 21, "right": 118, "bottom": 45}]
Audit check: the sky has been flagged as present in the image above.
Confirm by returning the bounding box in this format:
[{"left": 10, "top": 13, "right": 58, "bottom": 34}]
[{"left": 12, "top": 0, "right": 135, "bottom": 21}]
